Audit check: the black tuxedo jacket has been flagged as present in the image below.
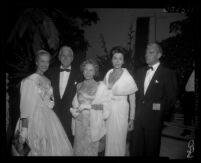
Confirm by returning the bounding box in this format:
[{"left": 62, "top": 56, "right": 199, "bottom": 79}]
[
  {"left": 45, "top": 62, "right": 82, "bottom": 144},
  {"left": 134, "top": 63, "right": 177, "bottom": 130}
]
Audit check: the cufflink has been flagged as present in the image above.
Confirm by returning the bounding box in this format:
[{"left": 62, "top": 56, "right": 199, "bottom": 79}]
[{"left": 74, "top": 81, "right": 78, "bottom": 85}]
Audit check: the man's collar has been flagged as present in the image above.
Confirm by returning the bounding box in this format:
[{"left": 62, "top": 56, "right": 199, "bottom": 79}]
[
  {"left": 60, "top": 65, "right": 71, "bottom": 70},
  {"left": 149, "top": 62, "right": 160, "bottom": 71}
]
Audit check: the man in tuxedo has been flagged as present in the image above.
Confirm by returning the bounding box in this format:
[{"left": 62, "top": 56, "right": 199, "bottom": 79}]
[
  {"left": 45, "top": 45, "right": 82, "bottom": 145},
  {"left": 130, "top": 42, "right": 177, "bottom": 157}
]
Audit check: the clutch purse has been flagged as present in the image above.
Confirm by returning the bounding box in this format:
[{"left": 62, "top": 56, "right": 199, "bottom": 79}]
[
  {"left": 12, "top": 130, "right": 30, "bottom": 156},
  {"left": 12, "top": 120, "right": 31, "bottom": 156}
]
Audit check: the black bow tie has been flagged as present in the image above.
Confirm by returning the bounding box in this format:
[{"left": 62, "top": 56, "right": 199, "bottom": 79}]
[
  {"left": 146, "top": 66, "right": 153, "bottom": 71},
  {"left": 60, "top": 68, "right": 71, "bottom": 72}
]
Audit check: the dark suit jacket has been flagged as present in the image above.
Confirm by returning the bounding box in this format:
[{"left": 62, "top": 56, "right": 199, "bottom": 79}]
[
  {"left": 45, "top": 61, "right": 82, "bottom": 144},
  {"left": 134, "top": 63, "right": 177, "bottom": 130}
]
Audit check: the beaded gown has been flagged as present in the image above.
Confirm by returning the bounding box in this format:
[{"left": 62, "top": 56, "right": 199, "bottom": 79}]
[{"left": 71, "top": 81, "right": 111, "bottom": 156}]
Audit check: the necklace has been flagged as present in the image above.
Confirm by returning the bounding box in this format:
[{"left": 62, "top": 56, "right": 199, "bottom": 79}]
[
  {"left": 109, "top": 68, "right": 123, "bottom": 85},
  {"left": 81, "top": 79, "right": 98, "bottom": 96},
  {"left": 83, "top": 79, "right": 96, "bottom": 85}
]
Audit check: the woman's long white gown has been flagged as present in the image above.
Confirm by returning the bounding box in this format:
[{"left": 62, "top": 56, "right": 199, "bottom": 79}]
[{"left": 104, "top": 68, "right": 138, "bottom": 156}]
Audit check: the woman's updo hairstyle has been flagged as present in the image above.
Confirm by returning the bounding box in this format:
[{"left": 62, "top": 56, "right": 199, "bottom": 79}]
[
  {"left": 35, "top": 49, "right": 51, "bottom": 62},
  {"left": 109, "top": 46, "right": 128, "bottom": 68}
]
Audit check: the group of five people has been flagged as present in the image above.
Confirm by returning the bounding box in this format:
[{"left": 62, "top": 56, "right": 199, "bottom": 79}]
[{"left": 14, "top": 42, "right": 177, "bottom": 157}]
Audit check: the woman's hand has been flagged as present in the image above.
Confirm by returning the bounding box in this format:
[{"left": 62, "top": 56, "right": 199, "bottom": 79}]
[
  {"left": 70, "top": 107, "right": 80, "bottom": 118},
  {"left": 91, "top": 104, "right": 103, "bottom": 110},
  {"left": 19, "top": 127, "right": 28, "bottom": 144},
  {"left": 48, "top": 100, "right": 54, "bottom": 109},
  {"left": 18, "top": 135, "right": 26, "bottom": 144},
  {"left": 128, "top": 119, "right": 134, "bottom": 131}
]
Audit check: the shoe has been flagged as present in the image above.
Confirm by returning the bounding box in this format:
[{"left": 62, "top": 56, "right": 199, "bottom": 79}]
[{"left": 181, "top": 129, "right": 191, "bottom": 136}]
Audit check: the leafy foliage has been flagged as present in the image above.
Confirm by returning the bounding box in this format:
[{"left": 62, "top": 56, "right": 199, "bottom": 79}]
[
  {"left": 96, "top": 33, "right": 111, "bottom": 80},
  {"left": 5, "top": 8, "right": 100, "bottom": 144},
  {"left": 126, "top": 24, "right": 136, "bottom": 75},
  {"left": 160, "top": 7, "right": 197, "bottom": 94},
  {"left": 6, "top": 8, "right": 99, "bottom": 87}
]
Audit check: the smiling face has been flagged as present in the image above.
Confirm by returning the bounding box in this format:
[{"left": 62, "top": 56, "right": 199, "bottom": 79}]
[
  {"left": 145, "top": 43, "right": 162, "bottom": 66},
  {"left": 112, "top": 52, "right": 124, "bottom": 69},
  {"left": 83, "top": 63, "right": 95, "bottom": 80},
  {"left": 36, "top": 54, "right": 50, "bottom": 74},
  {"left": 59, "top": 47, "right": 74, "bottom": 68}
]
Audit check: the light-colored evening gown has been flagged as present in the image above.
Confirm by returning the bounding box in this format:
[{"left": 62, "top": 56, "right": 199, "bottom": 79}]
[
  {"left": 71, "top": 81, "right": 111, "bottom": 156},
  {"left": 15, "top": 73, "right": 73, "bottom": 156},
  {"left": 72, "top": 82, "right": 99, "bottom": 156},
  {"left": 104, "top": 68, "right": 138, "bottom": 156}
]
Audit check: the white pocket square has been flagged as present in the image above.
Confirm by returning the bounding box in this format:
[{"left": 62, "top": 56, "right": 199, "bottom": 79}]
[{"left": 155, "top": 80, "right": 159, "bottom": 83}]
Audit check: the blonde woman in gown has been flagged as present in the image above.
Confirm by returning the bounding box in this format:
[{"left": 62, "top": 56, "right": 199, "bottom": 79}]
[
  {"left": 70, "top": 59, "right": 110, "bottom": 156},
  {"left": 14, "top": 50, "right": 73, "bottom": 156},
  {"left": 104, "top": 46, "right": 138, "bottom": 156}
]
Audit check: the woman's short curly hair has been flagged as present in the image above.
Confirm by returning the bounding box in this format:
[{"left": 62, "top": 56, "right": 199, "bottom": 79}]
[{"left": 80, "top": 59, "right": 99, "bottom": 77}]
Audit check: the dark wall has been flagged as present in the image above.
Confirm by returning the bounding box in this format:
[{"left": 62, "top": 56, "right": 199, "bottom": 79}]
[{"left": 134, "top": 17, "right": 150, "bottom": 72}]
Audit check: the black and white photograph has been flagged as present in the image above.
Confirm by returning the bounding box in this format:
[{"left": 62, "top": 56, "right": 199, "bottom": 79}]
[{"left": 4, "top": 2, "right": 200, "bottom": 160}]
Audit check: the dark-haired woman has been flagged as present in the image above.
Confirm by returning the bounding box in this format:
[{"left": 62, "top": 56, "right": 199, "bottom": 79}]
[{"left": 104, "top": 46, "right": 138, "bottom": 156}]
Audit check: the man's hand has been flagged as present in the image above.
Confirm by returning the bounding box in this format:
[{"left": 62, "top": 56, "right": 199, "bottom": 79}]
[{"left": 128, "top": 119, "right": 134, "bottom": 131}]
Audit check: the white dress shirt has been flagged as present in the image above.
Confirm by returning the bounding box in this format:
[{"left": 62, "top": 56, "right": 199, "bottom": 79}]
[
  {"left": 59, "top": 66, "right": 71, "bottom": 98},
  {"left": 144, "top": 62, "right": 160, "bottom": 94}
]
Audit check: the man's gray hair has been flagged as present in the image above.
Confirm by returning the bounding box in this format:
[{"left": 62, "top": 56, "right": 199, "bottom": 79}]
[{"left": 58, "top": 46, "right": 74, "bottom": 59}]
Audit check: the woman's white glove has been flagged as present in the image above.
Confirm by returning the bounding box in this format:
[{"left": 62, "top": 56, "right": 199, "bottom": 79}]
[
  {"left": 70, "top": 107, "right": 80, "bottom": 118},
  {"left": 79, "top": 104, "right": 91, "bottom": 111},
  {"left": 48, "top": 100, "right": 54, "bottom": 109},
  {"left": 19, "top": 127, "right": 28, "bottom": 144}
]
